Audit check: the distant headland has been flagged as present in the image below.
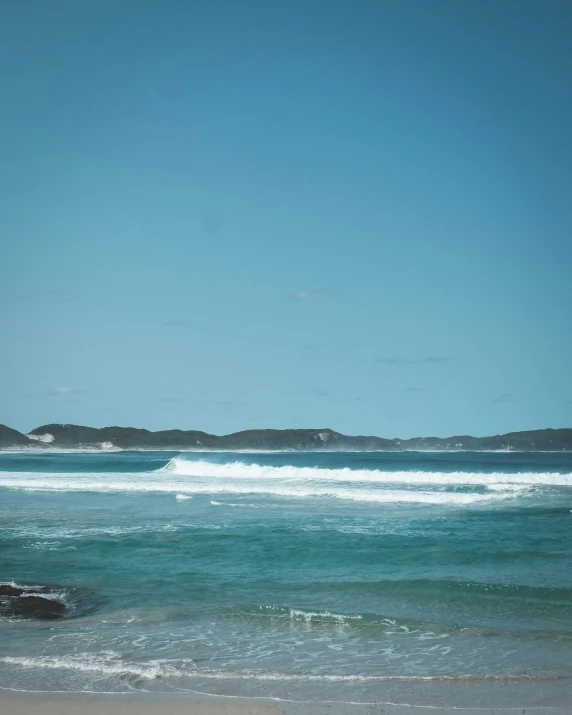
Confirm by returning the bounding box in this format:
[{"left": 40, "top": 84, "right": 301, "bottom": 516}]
[{"left": 1, "top": 423, "right": 571, "bottom": 451}]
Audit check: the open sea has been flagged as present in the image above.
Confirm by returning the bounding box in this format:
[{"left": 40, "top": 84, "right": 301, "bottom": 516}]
[{"left": 1, "top": 449, "right": 571, "bottom": 708}]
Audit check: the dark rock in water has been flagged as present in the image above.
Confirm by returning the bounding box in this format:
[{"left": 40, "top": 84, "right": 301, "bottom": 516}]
[
  {"left": 0, "top": 585, "right": 24, "bottom": 597},
  {"left": 10, "top": 595, "right": 67, "bottom": 620},
  {"left": 0, "top": 581, "right": 103, "bottom": 620}
]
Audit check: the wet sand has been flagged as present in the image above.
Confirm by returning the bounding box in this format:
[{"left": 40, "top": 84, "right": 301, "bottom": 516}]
[{"left": 0, "top": 691, "right": 570, "bottom": 715}]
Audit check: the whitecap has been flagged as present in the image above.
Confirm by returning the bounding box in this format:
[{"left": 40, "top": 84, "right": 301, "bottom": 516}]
[{"left": 162, "top": 458, "right": 572, "bottom": 487}]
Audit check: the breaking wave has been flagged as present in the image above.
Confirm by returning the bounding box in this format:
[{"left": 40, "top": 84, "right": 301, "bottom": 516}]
[
  {"left": 163, "top": 458, "right": 572, "bottom": 486},
  {"left": 0, "top": 456, "right": 570, "bottom": 505},
  {"left": 0, "top": 474, "right": 507, "bottom": 504},
  {"left": 0, "top": 652, "right": 187, "bottom": 680},
  {"left": 0, "top": 654, "right": 567, "bottom": 683}
]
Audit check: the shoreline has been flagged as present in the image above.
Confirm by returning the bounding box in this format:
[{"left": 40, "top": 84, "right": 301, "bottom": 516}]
[
  {"left": 2, "top": 450, "right": 570, "bottom": 714},
  {"left": 0, "top": 689, "right": 571, "bottom": 715}
]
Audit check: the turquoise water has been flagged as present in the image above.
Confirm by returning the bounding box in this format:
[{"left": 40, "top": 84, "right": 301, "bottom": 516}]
[{"left": 1, "top": 450, "right": 571, "bottom": 707}]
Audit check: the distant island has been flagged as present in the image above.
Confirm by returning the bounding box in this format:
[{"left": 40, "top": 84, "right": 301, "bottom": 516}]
[{"left": 1, "top": 423, "right": 571, "bottom": 451}]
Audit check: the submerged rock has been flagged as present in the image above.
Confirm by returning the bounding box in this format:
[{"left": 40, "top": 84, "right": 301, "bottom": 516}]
[
  {"left": 0, "top": 582, "right": 71, "bottom": 620},
  {"left": 0, "top": 585, "right": 24, "bottom": 597},
  {"left": 9, "top": 595, "right": 67, "bottom": 620},
  {"left": 0, "top": 580, "right": 103, "bottom": 621}
]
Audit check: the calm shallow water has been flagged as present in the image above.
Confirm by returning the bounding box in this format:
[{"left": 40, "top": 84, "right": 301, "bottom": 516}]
[{"left": 1, "top": 450, "right": 571, "bottom": 707}]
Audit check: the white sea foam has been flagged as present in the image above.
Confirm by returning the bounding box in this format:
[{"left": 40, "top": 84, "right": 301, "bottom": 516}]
[
  {"left": 164, "top": 458, "right": 572, "bottom": 486},
  {"left": 0, "top": 652, "right": 190, "bottom": 680},
  {"left": 0, "top": 581, "right": 68, "bottom": 604},
  {"left": 0, "top": 655, "right": 560, "bottom": 683},
  {"left": 485, "top": 483, "right": 530, "bottom": 492},
  {"left": 288, "top": 608, "right": 362, "bottom": 623},
  {"left": 0, "top": 472, "right": 503, "bottom": 504},
  {"left": 25, "top": 541, "right": 65, "bottom": 551},
  {"left": 0, "top": 459, "right": 568, "bottom": 505},
  {"left": 210, "top": 500, "right": 262, "bottom": 508},
  {"left": 8, "top": 524, "right": 182, "bottom": 540}
]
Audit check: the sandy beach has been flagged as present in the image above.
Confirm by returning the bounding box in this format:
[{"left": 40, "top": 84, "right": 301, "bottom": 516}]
[
  {"left": 0, "top": 691, "right": 571, "bottom": 715},
  {"left": 0, "top": 693, "right": 283, "bottom": 715}
]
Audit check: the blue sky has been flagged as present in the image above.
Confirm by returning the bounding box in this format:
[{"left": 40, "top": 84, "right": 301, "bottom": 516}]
[{"left": 2, "top": 0, "right": 571, "bottom": 438}]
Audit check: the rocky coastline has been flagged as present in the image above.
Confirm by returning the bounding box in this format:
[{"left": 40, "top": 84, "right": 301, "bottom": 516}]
[{"left": 1, "top": 423, "right": 571, "bottom": 451}]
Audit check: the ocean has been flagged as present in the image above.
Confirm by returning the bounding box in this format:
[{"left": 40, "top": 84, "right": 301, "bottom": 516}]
[{"left": 1, "top": 449, "right": 571, "bottom": 708}]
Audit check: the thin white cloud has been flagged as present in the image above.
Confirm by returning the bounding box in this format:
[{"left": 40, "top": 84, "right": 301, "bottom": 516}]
[
  {"left": 292, "top": 387, "right": 329, "bottom": 397},
  {"left": 288, "top": 287, "right": 340, "bottom": 301},
  {"left": 376, "top": 357, "right": 455, "bottom": 366},
  {"left": 46, "top": 387, "right": 99, "bottom": 397},
  {"left": 47, "top": 386, "right": 73, "bottom": 396}
]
